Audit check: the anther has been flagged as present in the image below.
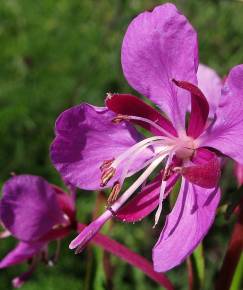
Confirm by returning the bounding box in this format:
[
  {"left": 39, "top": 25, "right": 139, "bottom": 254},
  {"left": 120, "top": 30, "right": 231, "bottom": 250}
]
[
  {"left": 112, "top": 114, "right": 130, "bottom": 124},
  {"left": 107, "top": 181, "right": 121, "bottom": 205},
  {"left": 100, "top": 158, "right": 115, "bottom": 172},
  {"left": 100, "top": 167, "right": 116, "bottom": 187}
]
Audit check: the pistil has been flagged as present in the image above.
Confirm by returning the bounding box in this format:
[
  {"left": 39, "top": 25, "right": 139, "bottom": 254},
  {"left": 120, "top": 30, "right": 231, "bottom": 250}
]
[{"left": 70, "top": 154, "right": 168, "bottom": 252}]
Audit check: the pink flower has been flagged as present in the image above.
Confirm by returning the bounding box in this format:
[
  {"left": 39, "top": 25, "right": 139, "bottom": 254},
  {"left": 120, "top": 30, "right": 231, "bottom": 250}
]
[
  {"left": 0, "top": 175, "right": 173, "bottom": 289},
  {"left": 50, "top": 3, "right": 243, "bottom": 271},
  {"left": 0, "top": 175, "right": 75, "bottom": 287}
]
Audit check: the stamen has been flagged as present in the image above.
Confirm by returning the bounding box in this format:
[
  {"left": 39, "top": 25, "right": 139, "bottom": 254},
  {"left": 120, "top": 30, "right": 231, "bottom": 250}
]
[
  {"left": 121, "top": 145, "right": 173, "bottom": 184},
  {"left": 70, "top": 154, "right": 169, "bottom": 252},
  {"left": 119, "top": 144, "right": 154, "bottom": 185},
  {"left": 110, "top": 154, "right": 168, "bottom": 213},
  {"left": 99, "top": 137, "right": 170, "bottom": 188},
  {"left": 100, "top": 158, "right": 115, "bottom": 171},
  {"left": 112, "top": 136, "right": 170, "bottom": 169},
  {"left": 153, "top": 180, "right": 167, "bottom": 228},
  {"left": 121, "top": 115, "right": 177, "bottom": 139},
  {"left": 107, "top": 143, "right": 174, "bottom": 209},
  {"left": 107, "top": 181, "right": 121, "bottom": 205},
  {"left": 153, "top": 152, "right": 174, "bottom": 227},
  {"left": 112, "top": 114, "right": 130, "bottom": 124},
  {"left": 163, "top": 167, "right": 171, "bottom": 181},
  {"left": 100, "top": 167, "right": 116, "bottom": 187}
]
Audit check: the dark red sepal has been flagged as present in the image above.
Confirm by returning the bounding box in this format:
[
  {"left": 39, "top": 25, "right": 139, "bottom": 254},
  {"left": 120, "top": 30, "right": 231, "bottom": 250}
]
[
  {"left": 172, "top": 80, "right": 209, "bottom": 139},
  {"left": 106, "top": 93, "right": 177, "bottom": 136},
  {"left": 181, "top": 148, "right": 221, "bottom": 188}
]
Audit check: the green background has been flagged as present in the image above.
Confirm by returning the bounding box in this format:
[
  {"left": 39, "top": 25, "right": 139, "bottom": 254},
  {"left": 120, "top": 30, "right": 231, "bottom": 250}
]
[{"left": 0, "top": 0, "right": 242, "bottom": 289}]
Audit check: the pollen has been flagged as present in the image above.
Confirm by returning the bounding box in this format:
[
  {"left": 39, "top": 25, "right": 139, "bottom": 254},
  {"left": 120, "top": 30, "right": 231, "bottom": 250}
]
[
  {"left": 107, "top": 181, "right": 121, "bottom": 205},
  {"left": 100, "top": 158, "right": 115, "bottom": 171},
  {"left": 112, "top": 114, "right": 130, "bottom": 124},
  {"left": 100, "top": 167, "right": 116, "bottom": 187}
]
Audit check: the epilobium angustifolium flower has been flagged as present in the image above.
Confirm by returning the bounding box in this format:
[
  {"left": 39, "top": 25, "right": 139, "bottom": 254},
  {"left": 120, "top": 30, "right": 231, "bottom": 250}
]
[
  {"left": 0, "top": 175, "right": 174, "bottom": 289},
  {"left": 0, "top": 175, "right": 75, "bottom": 287},
  {"left": 50, "top": 3, "right": 243, "bottom": 271}
]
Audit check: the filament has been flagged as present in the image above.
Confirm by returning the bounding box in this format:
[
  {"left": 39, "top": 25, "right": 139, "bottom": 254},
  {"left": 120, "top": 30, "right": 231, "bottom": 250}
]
[{"left": 126, "top": 115, "right": 177, "bottom": 139}]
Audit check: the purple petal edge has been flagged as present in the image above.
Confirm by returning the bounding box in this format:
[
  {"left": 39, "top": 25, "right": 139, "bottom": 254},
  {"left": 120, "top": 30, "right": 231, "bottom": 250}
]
[
  {"left": 197, "top": 63, "right": 222, "bottom": 117},
  {"left": 121, "top": 3, "right": 198, "bottom": 129},
  {"left": 153, "top": 179, "right": 220, "bottom": 272},
  {"left": 198, "top": 64, "right": 243, "bottom": 163},
  {"left": 50, "top": 103, "right": 153, "bottom": 190}
]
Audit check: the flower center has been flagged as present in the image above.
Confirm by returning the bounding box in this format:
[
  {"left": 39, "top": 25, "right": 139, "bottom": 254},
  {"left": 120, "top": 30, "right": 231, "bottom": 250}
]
[
  {"left": 99, "top": 115, "right": 196, "bottom": 227},
  {"left": 174, "top": 136, "right": 195, "bottom": 160}
]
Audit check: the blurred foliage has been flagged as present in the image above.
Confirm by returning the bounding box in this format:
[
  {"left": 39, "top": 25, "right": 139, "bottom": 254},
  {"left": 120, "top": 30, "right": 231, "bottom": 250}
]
[{"left": 1, "top": 0, "right": 243, "bottom": 289}]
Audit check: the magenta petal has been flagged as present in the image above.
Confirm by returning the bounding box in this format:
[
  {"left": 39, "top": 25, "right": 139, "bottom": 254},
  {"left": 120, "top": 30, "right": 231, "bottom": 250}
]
[
  {"left": 0, "top": 175, "right": 65, "bottom": 242},
  {"left": 153, "top": 179, "right": 220, "bottom": 272},
  {"left": 77, "top": 224, "right": 174, "bottom": 290},
  {"left": 181, "top": 148, "right": 221, "bottom": 188},
  {"left": 197, "top": 64, "right": 222, "bottom": 117},
  {"left": 116, "top": 174, "right": 179, "bottom": 222},
  {"left": 198, "top": 65, "right": 243, "bottom": 163},
  {"left": 106, "top": 93, "right": 177, "bottom": 136},
  {"left": 121, "top": 3, "right": 198, "bottom": 129},
  {"left": 51, "top": 103, "right": 152, "bottom": 190},
  {"left": 172, "top": 80, "right": 209, "bottom": 138},
  {"left": 0, "top": 241, "right": 44, "bottom": 269}
]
